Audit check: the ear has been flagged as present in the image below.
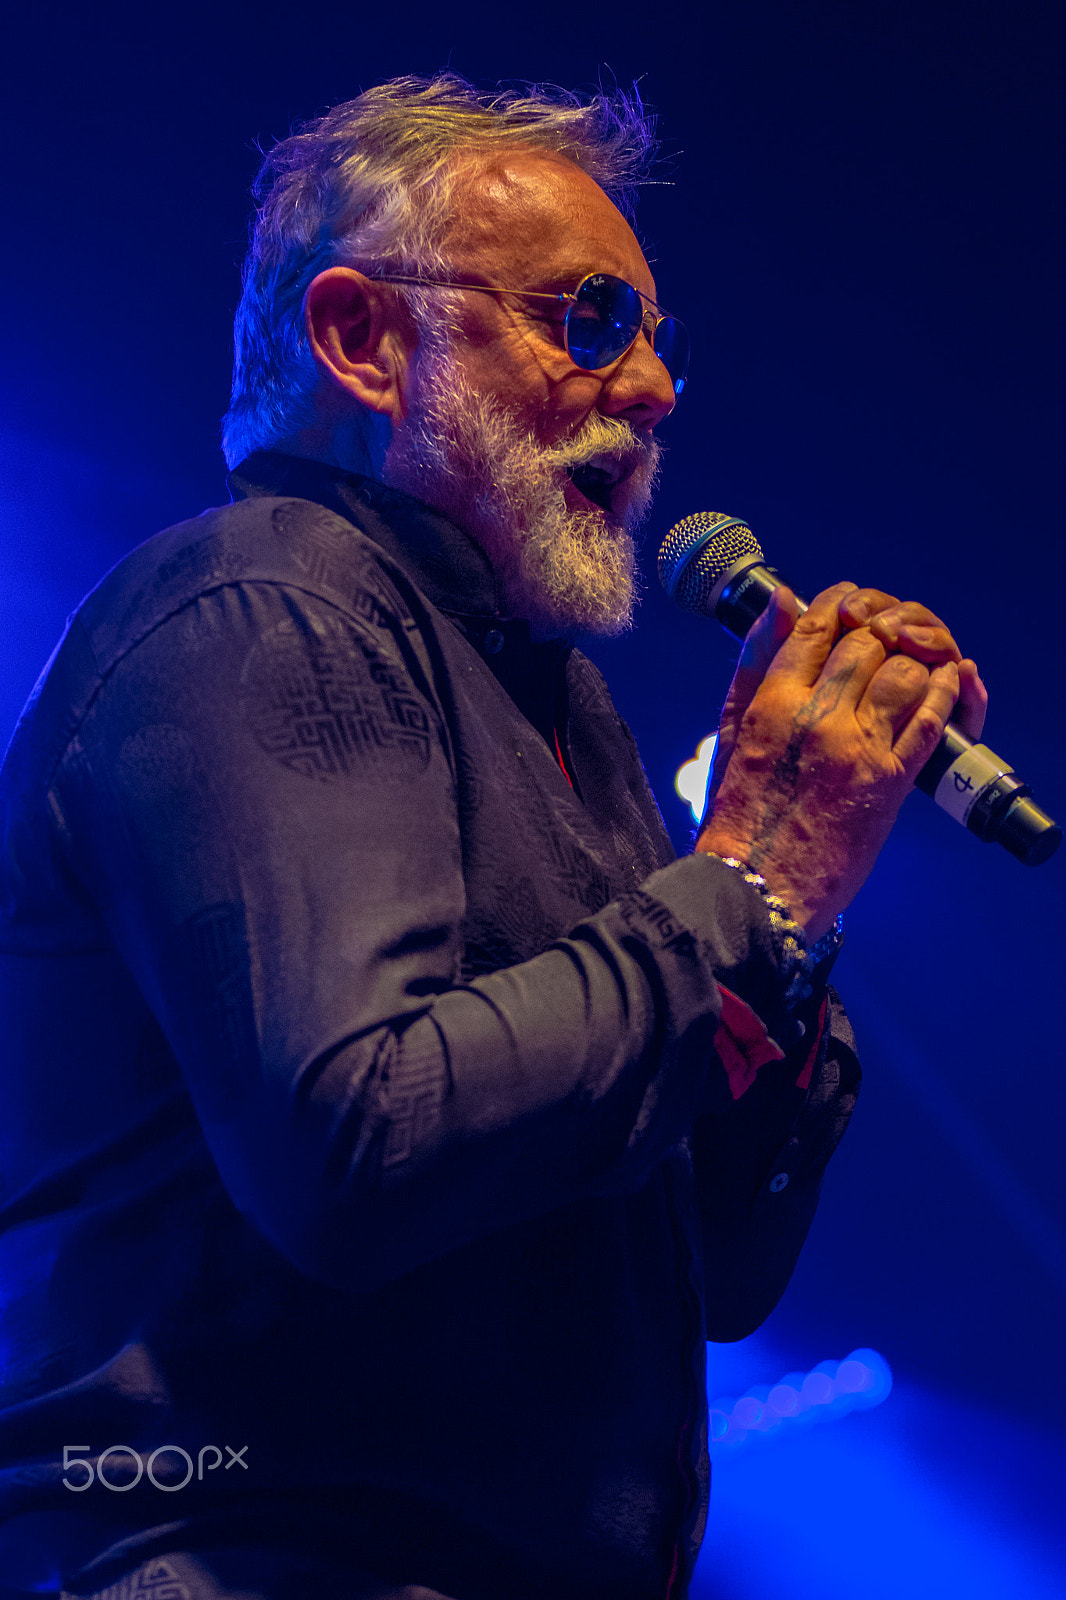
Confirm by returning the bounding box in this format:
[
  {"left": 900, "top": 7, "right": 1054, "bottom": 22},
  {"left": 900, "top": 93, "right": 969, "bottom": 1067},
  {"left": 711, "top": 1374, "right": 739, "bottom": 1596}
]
[{"left": 303, "top": 268, "right": 417, "bottom": 425}]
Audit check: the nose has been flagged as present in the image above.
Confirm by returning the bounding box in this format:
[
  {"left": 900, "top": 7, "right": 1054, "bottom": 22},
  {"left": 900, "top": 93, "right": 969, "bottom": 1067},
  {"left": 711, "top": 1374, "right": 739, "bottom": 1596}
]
[{"left": 597, "top": 317, "right": 677, "bottom": 430}]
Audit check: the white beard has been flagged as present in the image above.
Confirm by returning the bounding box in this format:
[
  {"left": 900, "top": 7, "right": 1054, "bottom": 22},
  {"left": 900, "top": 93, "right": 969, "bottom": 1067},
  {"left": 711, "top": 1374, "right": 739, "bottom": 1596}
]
[{"left": 382, "top": 341, "right": 660, "bottom": 636}]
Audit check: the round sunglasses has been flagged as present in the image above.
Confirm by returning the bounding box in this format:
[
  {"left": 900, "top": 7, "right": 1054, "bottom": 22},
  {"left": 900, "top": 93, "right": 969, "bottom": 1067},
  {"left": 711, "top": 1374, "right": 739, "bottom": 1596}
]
[{"left": 367, "top": 271, "right": 689, "bottom": 396}]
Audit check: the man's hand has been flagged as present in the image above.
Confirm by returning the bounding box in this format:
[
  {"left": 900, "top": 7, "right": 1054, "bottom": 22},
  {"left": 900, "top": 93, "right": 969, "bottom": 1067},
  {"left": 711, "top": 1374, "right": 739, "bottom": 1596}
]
[{"left": 697, "top": 583, "right": 988, "bottom": 941}]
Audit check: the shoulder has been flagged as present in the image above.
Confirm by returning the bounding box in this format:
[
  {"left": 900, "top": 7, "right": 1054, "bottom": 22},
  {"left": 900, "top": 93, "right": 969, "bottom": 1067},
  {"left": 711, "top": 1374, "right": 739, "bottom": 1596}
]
[
  {"left": 2, "top": 492, "right": 461, "bottom": 831},
  {"left": 77, "top": 494, "right": 418, "bottom": 679}
]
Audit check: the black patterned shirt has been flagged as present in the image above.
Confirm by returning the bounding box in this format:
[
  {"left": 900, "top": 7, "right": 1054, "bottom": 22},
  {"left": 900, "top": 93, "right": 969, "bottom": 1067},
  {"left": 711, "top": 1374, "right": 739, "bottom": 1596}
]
[{"left": 0, "top": 453, "right": 859, "bottom": 1598}]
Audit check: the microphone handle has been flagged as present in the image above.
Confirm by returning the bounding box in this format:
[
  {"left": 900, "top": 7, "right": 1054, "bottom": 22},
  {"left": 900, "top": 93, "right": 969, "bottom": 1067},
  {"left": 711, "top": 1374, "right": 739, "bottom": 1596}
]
[{"left": 711, "top": 556, "right": 1061, "bottom": 867}]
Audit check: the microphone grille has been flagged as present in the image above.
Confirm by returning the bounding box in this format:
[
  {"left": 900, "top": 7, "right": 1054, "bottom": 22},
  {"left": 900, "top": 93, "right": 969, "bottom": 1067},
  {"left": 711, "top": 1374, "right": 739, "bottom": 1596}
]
[{"left": 658, "top": 512, "right": 763, "bottom": 615}]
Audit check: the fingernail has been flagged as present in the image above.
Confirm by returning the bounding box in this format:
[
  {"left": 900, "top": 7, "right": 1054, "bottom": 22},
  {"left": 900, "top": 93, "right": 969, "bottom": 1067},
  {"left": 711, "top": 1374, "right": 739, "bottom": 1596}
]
[{"left": 848, "top": 599, "right": 870, "bottom": 622}]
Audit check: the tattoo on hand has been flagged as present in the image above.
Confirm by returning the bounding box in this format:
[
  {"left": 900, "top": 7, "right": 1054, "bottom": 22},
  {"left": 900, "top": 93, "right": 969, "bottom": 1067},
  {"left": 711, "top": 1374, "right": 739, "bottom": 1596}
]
[{"left": 746, "top": 666, "right": 857, "bottom": 871}]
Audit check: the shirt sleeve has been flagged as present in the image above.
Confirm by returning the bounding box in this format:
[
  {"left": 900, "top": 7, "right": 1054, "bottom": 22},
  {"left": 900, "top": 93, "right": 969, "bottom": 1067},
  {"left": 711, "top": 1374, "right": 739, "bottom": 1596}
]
[
  {"left": 693, "top": 986, "right": 861, "bottom": 1340},
  {"left": 54, "top": 577, "right": 830, "bottom": 1293}
]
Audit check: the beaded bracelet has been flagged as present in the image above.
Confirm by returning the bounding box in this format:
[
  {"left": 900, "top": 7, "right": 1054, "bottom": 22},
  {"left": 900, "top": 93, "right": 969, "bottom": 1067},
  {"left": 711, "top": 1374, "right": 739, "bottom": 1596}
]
[
  {"left": 808, "top": 913, "right": 846, "bottom": 969},
  {"left": 715, "top": 857, "right": 844, "bottom": 1009}
]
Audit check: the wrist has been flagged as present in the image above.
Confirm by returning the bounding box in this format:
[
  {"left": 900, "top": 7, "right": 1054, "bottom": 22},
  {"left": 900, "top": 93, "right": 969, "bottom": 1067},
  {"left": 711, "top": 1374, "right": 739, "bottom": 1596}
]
[
  {"left": 696, "top": 827, "right": 817, "bottom": 934},
  {"left": 703, "top": 852, "right": 815, "bottom": 1010}
]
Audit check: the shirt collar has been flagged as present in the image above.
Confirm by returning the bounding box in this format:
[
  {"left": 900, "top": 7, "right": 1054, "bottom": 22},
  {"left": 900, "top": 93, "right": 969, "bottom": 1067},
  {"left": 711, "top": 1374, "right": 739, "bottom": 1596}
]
[{"left": 227, "top": 450, "right": 504, "bottom": 620}]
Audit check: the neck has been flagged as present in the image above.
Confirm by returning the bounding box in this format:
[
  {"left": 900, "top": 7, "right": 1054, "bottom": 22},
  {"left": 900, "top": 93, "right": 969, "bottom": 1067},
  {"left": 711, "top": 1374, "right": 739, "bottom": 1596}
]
[{"left": 279, "top": 411, "right": 392, "bottom": 481}]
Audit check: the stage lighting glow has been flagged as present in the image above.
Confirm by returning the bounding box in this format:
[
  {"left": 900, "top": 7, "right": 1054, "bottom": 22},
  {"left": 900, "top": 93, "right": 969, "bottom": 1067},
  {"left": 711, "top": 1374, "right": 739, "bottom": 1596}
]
[
  {"left": 767, "top": 1381, "right": 802, "bottom": 1417},
  {"left": 675, "top": 734, "right": 717, "bottom": 822},
  {"left": 708, "top": 1348, "right": 892, "bottom": 1456}
]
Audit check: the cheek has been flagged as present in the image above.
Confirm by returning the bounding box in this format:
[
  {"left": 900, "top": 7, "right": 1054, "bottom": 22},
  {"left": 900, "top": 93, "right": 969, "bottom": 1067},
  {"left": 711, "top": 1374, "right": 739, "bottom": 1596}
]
[
  {"left": 454, "top": 331, "right": 605, "bottom": 443},
  {"left": 514, "top": 372, "right": 609, "bottom": 448}
]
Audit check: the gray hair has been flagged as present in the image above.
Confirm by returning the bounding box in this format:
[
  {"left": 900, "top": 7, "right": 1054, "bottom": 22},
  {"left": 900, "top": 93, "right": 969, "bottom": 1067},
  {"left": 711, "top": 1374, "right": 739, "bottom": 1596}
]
[{"left": 221, "top": 73, "right": 658, "bottom": 468}]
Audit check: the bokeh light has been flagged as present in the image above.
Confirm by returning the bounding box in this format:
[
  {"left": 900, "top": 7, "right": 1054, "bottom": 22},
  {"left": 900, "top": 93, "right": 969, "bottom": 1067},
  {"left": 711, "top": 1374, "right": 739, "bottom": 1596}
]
[
  {"left": 675, "top": 733, "right": 718, "bottom": 823},
  {"left": 708, "top": 1348, "right": 893, "bottom": 1457}
]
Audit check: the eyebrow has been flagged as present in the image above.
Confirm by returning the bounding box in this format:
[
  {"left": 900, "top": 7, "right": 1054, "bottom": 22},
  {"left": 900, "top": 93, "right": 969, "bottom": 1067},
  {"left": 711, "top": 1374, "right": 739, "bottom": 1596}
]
[
  {"left": 545, "top": 264, "right": 655, "bottom": 291},
  {"left": 504, "top": 268, "right": 663, "bottom": 308}
]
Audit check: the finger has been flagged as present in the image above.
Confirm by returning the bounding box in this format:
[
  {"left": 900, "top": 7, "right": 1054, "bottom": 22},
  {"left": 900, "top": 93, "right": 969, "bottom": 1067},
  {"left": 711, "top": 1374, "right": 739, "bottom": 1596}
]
[
  {"left": 713, "top": 585, "right": 797, "bottom": 729},
  {"left": 886, "top": 624, "right": 962, "bottom": 664},
  {"left": 855, "top": 651, "right": 934, "bottom": 744},
  {"left": 868, "top": 602, "right": 962, "bottom": 664},
  {"left": 713, "top": 588, "right": 797, "bottom": 726},
  {"left": 734, "top": 586, "right": 801, "bottom": 700},
  {"left": 892, "top": 660, "right": 962, "bottom": 777},
  {"left": 838, "top": 587, "right": 901, "bottom": 628},
  {"left": 766, "top": 581, "right": 858, "bottom": 688},
  {"left": 955, "top": 659, "right": 988, "bottom": 741},
  {"left": 708, "top": 588, "right": 801, "bottom": 800},
  {"left": 798, "top": 620, "right": 895, "bottom": 714},
  {"left": 877, "top": 614, "right": 960, "bottom": 659}
]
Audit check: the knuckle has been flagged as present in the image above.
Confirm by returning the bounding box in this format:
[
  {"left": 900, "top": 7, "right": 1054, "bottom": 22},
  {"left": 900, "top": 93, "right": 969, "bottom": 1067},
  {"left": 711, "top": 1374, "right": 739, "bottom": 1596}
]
[
  {"left": 881, "top": 654, "right": 929, "bottom": 691},
  {"left": 812, "top": 581, "right": 859, "bottom": 611},
  {"left": 847, "top": 586, "right": 894, "bottom": 613},
  {"left": 899, "top": 654, "right": 929, "bottom": 682},
  {"left": 791, "top": 609, "right": 837, "bottom": 644},
  {"left": 903, "top": 600, "right": 946, "bottom": 627},
  {"left": 912, "top": 705, "right": 949, "bottom": 743}
]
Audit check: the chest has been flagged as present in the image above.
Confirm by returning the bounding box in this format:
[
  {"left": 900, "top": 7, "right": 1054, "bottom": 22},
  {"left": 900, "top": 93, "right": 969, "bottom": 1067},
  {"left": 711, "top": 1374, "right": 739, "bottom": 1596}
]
[{"left": 430, "top": 624, "right": 675, "bottom": 977}]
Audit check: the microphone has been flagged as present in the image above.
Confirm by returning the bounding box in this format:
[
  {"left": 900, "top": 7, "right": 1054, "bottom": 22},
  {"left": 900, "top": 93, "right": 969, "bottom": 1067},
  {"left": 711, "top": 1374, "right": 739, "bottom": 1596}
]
[{"left": 658, "top": 511, "right": 1061, "bottom": 866}]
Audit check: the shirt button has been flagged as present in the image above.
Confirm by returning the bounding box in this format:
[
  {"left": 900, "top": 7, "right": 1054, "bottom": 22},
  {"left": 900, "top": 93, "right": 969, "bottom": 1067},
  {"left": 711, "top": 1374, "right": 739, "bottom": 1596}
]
[
  {"left": 769, "top": 1173, "right": 790, "bottom": 1193},
  {"left": 483, "top": 628, "right": 505, "bottom": 655}
]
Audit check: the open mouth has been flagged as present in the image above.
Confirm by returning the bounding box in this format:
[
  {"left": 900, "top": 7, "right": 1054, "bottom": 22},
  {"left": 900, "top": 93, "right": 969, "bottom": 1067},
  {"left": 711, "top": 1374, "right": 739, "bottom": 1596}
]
[{"left": 567, "top": 458, "right": 627, "bottom": 515}]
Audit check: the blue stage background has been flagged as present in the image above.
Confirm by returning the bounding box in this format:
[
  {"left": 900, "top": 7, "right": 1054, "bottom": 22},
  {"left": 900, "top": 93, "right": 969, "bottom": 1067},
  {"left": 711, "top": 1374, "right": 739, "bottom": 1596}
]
[{"left": 3, "top": 3, "right": 1063, "bottom": 1593}]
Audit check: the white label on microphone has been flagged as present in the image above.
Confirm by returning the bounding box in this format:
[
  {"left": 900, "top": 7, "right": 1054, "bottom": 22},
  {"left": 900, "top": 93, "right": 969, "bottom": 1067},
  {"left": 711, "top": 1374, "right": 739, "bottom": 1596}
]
[{"left": 933, "top": 743, "right": 1013, "bottom": 825}]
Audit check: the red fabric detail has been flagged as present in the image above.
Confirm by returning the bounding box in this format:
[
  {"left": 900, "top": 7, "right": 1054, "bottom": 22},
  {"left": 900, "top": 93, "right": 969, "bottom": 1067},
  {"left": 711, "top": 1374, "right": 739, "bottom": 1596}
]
[
  {"left": 665, "top": 1424, "right": 684, "bottom": 1598},
  {"left": 553, "top": 727, "right": 574, "bottom": 788},
  {"left": 714, "top": 985, "right": 786, "bottom": 1101},
  {"left": 795, "top": 993, "right": 829, "bottom": 1091}
]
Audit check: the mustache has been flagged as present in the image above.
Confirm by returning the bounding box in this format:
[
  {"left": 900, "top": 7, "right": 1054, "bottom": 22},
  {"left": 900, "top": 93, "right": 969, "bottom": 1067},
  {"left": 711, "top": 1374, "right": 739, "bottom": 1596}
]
[{"left": 543, "top": 416, "right": 661, "bottom": 481}]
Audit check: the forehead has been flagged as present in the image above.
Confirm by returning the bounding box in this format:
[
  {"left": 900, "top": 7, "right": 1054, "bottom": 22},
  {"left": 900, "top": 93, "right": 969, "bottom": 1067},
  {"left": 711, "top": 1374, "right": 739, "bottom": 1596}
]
[{"left": 441, "top": 149, "right": 656, "bottom": 297}]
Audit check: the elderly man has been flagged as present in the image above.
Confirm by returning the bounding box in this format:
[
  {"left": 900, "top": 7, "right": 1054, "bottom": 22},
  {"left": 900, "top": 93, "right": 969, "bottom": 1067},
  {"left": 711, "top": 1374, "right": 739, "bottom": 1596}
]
[{"left": 0, "top": 76, "right": 984, "bottom": 1600}]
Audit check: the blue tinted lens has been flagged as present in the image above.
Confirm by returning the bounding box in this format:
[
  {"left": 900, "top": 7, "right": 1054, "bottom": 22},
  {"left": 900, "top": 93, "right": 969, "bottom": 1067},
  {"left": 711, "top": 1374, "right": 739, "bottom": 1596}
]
[
  {"left": 651, "top": 316, "right": 690, "bottom": 395},
  {"left": 565, "top": 275, "right": 644, "bottom": 369},
  {"left": 565, "top": 275, "right": 689, "bottom": 394}
]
